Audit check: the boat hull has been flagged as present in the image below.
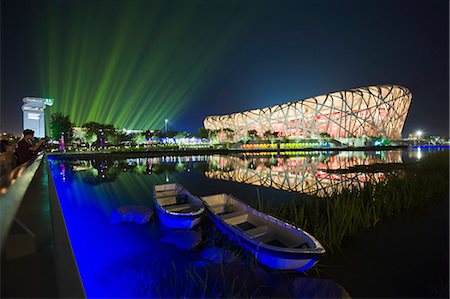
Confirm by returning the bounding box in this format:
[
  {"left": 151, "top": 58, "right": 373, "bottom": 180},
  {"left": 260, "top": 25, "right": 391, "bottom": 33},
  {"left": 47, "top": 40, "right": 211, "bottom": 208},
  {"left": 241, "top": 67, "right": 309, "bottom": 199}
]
[
  {"left": 209, "top": 213, "right": 320, "bottom": 270},
  {"left": 201, "top": 193, "right": 325, "bottom": 271},
  {"left": 155, "top": 205, "right": 202, "bottom": 229},
  {"left": 153, "top": 184, "right": 204, "bottom": 230}
]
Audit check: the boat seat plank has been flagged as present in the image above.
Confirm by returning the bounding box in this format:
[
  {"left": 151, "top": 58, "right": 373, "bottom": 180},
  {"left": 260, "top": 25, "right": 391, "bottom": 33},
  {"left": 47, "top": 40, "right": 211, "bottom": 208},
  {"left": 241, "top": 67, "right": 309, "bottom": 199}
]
[
  {"left": 158, "top": 196, "right": 178, "bottom": 206},
  {"left": 245, "top": 225, "right": 268, "bottom": 238},
  {"left": 165, "top": 203, "right": 196, "bottom": 212},
  {"left": 157, "top": 193, "right": 178, "bottom": 200},
  {"left": 221, "top": 211, "right": 248, "bottom": 225},
  {"left": 221, "top": 210, "right": 247, "bottom": 219},
  {"left": 209, "top": 203, "right": 226, "bottom": 214},
  {"left": 156, "top": 190, "right": 180, "bottom": 198}
]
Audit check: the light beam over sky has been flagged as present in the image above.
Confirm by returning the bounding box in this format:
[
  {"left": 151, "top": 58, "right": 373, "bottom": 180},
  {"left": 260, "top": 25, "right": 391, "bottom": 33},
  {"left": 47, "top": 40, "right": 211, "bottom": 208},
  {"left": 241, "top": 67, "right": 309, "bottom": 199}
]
[{"left": 1, "top": 0, "right": 448, "bottom": 135}]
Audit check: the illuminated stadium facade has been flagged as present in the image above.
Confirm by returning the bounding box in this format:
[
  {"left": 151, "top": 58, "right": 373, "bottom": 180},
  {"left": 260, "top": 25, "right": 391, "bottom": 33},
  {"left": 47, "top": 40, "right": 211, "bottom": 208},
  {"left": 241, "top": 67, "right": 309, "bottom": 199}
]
[{"left": 204, "top": 85, "right": 412, "bottom": 144}]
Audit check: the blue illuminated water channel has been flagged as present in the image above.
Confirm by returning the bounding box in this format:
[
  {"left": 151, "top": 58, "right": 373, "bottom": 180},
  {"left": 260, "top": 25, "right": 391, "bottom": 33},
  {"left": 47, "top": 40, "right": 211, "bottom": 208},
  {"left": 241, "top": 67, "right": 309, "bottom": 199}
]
[{"left": 48, "top": 148, "right": 448, "bottom": 298}]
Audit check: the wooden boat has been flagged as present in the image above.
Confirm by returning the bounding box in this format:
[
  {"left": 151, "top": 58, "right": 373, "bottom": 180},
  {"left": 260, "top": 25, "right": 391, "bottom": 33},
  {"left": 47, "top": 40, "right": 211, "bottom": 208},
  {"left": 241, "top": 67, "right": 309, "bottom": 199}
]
[
  {"left": 153, "top": 183, "right": 204, "bottom": 229},
  {"left": 200, "top": 193, "right": 325, "bottom": 270}
]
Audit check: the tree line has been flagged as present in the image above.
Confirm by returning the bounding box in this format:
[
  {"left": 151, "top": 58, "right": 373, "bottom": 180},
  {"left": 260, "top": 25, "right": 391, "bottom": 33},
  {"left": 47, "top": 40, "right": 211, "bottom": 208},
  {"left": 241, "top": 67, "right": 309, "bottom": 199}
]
[
  {"left": 49, "top": 112, "right": 340, "bottom": 147},
  {"left": 49, "top": 112, "right": 209, "bottom": 148}
]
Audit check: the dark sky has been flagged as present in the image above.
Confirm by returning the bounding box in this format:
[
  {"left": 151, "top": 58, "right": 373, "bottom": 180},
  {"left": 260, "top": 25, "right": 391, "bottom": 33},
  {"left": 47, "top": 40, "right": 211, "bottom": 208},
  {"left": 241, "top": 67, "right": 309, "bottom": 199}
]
[{"left": 1, "top": 0, "right": 449, "bottom": 136}]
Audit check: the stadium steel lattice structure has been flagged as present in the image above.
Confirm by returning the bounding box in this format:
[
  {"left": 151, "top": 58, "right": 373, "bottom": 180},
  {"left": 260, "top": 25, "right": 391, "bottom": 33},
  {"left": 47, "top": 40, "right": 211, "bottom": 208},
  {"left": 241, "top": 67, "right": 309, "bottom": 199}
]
[{"left": 203, "top": 85, "right": 412, "bottom": 143}]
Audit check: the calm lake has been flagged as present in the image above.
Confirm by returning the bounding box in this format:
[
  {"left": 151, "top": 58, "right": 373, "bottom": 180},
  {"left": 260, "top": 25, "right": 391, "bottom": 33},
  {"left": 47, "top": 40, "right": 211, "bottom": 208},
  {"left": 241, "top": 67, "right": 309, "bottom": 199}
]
[{"left": 48, "top": 148, "right": 449, "bottom": 298}]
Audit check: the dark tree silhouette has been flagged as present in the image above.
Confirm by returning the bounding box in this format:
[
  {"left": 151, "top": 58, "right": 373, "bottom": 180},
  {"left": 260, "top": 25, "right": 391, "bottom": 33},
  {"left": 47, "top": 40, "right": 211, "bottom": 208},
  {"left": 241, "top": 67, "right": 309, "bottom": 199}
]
[{"left": 50, "top": 112, "right": 74, "bottom": 142}]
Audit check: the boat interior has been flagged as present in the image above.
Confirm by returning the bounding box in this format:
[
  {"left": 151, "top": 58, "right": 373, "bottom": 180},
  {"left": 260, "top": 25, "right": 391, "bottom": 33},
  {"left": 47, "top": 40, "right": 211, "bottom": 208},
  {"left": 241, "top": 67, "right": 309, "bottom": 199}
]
[
  {"left": 203, "top": 194, "right": 311, "bottom": 249},
  {"left": 154, "top": 184, "right": 202, "bottom": 213}
]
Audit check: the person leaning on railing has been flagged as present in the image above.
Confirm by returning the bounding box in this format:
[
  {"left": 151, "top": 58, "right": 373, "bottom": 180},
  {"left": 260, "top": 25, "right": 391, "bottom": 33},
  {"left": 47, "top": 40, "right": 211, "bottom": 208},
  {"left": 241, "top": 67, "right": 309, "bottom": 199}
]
[
  {"left": 15, "top": 129, "right": 45, "bottom": 165},
  {"left": 0, "top": 139, "right": 18, "bottom": 190}
]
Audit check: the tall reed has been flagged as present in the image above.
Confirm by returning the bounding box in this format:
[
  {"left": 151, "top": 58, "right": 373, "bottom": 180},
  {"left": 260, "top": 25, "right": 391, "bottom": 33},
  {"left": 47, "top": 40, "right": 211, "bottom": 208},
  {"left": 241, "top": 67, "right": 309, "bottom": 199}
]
[{"left": 256, "top": 151, "right": 449, "bottom": 251}]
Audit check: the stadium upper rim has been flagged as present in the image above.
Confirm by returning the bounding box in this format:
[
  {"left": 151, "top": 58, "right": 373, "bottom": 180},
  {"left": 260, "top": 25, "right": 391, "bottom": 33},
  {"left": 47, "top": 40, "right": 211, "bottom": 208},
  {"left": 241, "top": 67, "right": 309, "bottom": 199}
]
[{"left": 204, "top": 84, "right": 411, "bottom": 118}]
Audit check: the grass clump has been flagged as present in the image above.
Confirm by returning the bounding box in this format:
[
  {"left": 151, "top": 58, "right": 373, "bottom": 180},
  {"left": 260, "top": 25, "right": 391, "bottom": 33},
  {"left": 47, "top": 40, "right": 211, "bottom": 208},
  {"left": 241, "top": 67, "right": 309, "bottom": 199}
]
[{"left": 257, "top": 151, "right": 449, "bottom": 251}]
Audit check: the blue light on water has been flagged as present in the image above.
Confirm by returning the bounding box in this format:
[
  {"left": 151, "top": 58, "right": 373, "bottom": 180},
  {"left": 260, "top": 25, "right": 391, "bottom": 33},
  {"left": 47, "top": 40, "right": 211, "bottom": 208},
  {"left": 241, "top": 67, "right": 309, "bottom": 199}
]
[
  {"left": 49, "top": 156, "right": 330, "bottom": 297},
  {"left": 47, "top": 151, "right": 414, "bottom": 297},
  {"left": 48, "top": 160, "right": 192, "bottom": 297}
]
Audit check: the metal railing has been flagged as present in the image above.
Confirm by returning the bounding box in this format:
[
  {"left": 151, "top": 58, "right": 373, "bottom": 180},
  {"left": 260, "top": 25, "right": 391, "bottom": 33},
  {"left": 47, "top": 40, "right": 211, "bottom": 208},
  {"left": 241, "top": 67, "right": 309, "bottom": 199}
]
[{"left": 0, "top": 154, "right": 43, "bottom": 247}]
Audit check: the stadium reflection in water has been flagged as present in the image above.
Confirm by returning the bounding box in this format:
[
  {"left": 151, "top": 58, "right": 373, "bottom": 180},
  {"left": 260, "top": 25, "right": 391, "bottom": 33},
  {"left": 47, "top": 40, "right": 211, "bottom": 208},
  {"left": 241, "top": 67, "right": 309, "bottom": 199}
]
[
  {"left": 206, "top": 151, "right": 403, "bottom": 197},
  {"left": 57, "top": 150, "right": 404, "bottom": 199}
]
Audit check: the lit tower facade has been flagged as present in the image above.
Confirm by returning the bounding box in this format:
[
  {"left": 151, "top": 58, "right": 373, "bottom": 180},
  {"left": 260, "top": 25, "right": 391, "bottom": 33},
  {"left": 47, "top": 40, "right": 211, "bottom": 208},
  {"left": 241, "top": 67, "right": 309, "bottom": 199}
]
[{"left": 22, "top": 97, "right": 54, "bottom": 138}]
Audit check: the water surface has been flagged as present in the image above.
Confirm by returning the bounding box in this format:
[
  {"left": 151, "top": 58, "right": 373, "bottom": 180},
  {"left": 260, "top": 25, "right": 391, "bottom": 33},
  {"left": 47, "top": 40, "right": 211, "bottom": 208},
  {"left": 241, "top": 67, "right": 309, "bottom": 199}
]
[{"left": 48, "top": 149, "right": 444, "bottom": 297}]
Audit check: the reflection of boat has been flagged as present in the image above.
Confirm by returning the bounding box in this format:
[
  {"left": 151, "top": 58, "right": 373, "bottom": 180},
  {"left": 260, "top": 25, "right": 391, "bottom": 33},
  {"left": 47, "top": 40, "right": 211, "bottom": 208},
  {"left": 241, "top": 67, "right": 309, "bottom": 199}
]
[
  {"left": 201, "top": 193, "right": 325, "bottom": 270},
  {"left": 153, "top": 183, "right": 204, "bottom": 229}
]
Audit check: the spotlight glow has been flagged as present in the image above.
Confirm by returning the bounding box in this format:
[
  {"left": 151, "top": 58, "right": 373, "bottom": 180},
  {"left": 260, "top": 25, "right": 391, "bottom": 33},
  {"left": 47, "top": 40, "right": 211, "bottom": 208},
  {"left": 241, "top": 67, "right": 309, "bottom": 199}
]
[{"left": 35, "top": 1, "right": 251, "bottom": 130}]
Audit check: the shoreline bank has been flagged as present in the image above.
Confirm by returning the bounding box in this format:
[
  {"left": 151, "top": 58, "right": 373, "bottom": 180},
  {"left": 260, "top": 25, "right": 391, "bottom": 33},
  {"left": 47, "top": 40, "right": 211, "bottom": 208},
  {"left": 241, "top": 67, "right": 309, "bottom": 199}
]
[{"left": 46, "top": 145, "right": 409, "bottom": 159}]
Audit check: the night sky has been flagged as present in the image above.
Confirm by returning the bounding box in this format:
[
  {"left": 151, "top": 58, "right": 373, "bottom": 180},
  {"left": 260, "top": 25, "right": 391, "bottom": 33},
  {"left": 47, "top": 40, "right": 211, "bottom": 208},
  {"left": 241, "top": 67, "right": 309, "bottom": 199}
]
[{"left": 1, "top": 0, "right": 448, "bottom": 136}]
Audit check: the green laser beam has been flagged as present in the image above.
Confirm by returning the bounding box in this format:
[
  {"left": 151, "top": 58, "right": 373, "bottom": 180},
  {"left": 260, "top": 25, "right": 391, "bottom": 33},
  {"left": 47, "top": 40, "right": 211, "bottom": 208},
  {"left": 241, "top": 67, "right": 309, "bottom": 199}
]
[{"left": 35, "top": 0, "right": 259, "bottom": 130}]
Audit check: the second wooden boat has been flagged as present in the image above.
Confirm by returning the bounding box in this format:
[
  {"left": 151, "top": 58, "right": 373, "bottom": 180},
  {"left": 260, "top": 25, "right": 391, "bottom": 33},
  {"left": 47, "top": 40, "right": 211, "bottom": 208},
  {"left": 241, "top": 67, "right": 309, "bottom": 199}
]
[{"left": 201, "top": 193, "right": 325, "bottom": 270}]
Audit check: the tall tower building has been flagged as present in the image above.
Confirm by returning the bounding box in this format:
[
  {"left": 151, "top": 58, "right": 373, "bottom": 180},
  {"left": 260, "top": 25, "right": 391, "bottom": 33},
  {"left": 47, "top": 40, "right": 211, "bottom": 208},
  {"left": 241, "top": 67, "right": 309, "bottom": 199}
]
[{"left": 22, "top": 97, "right": 54, "bottom": 138}]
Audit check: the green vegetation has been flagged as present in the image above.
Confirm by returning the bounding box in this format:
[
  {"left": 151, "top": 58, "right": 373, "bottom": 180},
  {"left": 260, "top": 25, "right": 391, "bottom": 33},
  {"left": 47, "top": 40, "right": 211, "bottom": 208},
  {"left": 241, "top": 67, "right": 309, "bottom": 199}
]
[
  {"left": 247, "top": 129, "right": 258, "bottom": 142},
  {"left": 263, "top": 130, "right": 278, "bottom": 144},
  {"left": 50, "top": 112, "right": 74, "bottom": 141},
  {"left": 46, "top": 113, "right": 211, "bottom": 150},
  {"left": 132, "top": 133, "right": 147, "bottom": 145},
  {"left": 254, "top": 151, "right": 449, "bottom": 251},
  {"left": 82, "top": 121, "right": 116, "bottom": 140},
  {"left": 122, "top": 249, "right": 263, "bottom": 298},
  {"left": 85, "top": 133, "right": 98, "bottom": 150},
  {"left": 196, "top": 128, "right": 210, "bottom": 139}
]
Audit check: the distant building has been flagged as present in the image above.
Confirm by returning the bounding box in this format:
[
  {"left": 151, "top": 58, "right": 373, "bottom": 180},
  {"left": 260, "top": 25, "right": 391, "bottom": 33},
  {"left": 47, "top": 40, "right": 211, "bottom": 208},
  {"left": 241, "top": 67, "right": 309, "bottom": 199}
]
[
  {"left": 120, "top": 129, "right": 146, "bottom": 135},
  {"left": 22, "top": 97, "right": 54, "bottom": 138},
  {"left": 72, "top": 127, "right": 146, "bottom": 136},
  {"left": 204, "top": 85, "right": 412, "bottom": 146},
  {"left": 72, "top": 127, "right": 86, "bottom": 138}
]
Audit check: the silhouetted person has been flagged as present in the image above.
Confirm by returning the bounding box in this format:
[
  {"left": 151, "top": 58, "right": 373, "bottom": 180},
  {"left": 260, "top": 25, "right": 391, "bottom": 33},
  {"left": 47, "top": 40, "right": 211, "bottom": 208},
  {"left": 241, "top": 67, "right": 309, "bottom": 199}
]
[
  {"left": 0, "top": 139, "right": 17, "bottom": 180},
  {"left": 16, "top": 129, "right": 45, "bottom": 165}
]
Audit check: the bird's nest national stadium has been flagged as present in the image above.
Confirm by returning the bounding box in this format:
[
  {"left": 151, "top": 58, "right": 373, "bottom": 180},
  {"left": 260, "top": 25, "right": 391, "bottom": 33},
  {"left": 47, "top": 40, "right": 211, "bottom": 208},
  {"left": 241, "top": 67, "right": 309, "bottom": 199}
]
[{"left": 203, "top": 85, "right": 412, "bottom": 144}]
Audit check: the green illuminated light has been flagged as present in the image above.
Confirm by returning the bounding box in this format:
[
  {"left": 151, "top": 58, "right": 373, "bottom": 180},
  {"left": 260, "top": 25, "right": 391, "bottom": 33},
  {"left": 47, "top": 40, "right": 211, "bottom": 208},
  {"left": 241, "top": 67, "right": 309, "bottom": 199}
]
[
  {"left": 45, "top": 98, "right": 54, "bottom": 106},
  {"left": 35, "top": 1, "right": 253, "bottom": 130}
]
